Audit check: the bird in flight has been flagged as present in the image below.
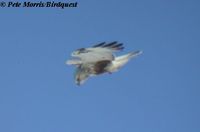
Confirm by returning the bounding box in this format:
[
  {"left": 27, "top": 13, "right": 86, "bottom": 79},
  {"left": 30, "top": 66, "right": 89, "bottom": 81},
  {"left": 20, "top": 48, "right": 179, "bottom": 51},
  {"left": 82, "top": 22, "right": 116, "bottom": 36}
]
[{"left": 66, "top": 41, "right": 142, "bottom": 85}]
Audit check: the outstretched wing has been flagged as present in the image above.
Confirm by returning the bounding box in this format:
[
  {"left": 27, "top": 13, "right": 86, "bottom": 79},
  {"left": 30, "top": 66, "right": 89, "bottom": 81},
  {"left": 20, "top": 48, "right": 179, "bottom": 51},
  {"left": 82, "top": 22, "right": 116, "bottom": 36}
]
[
  {"left": 74, "top": 60, "right": 112, "bottom": 85},
  {"left": 74, "top": 64, "right": 93, "bottom": 85},
  {"left": 72, "top": 41, "right": 124, "bottom": 63}
]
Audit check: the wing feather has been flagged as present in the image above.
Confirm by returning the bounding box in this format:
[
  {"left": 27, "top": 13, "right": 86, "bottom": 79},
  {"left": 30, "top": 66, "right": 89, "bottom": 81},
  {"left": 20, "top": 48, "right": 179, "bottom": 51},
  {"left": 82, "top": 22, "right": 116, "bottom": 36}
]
[
  {"left": 71, "top": 42, "right": 124, "bottom": 64},
  {"left": 92, "top": 42, "right": 106, "bottom": 47},
  {"left": 93, "top": 41, "right": 124, "bottom": 51},
  {"left": 75, "top": 64, "right": 91, "bottom": 85}
]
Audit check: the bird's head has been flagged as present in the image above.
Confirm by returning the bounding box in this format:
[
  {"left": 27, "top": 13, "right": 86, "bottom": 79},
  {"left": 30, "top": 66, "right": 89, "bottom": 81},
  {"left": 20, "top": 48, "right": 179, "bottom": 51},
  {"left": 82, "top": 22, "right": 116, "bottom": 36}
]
[
  {"left": 71, "top": 48, "right": 90, "bottom": 57},
  {"left": 71, "top": 48, "right": 85, "bottom": 56}
]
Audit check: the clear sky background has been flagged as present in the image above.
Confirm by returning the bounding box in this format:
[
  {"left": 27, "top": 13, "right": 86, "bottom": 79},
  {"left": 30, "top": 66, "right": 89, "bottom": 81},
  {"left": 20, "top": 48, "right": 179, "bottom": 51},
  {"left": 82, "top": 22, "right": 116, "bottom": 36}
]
[{"left": 0, "top": 0, "right": 200, "bottom": 132}]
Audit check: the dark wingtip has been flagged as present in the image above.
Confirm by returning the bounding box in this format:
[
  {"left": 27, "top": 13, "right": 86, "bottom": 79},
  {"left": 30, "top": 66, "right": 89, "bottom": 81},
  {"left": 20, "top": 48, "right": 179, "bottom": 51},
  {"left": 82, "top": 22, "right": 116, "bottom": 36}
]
[
  {"left": 103, "top": 41, "right": 118, "bottom": 47},
  {"left": 93, "top": 41, "right": 124, "bottom": 50},
  {"left": 117, "top": 46, "right": 124, "bottom": 50},
  {"left": 110, "top": 43, "right": 124, "bottom": 50},
  {"left": 93, "top": 42, "right": 106, "bottom": 47}
]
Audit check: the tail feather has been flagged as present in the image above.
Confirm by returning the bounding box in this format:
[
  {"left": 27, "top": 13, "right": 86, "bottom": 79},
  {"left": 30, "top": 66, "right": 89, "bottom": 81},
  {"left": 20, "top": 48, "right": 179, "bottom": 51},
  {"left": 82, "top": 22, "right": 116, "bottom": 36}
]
[
  {"left": 115, "top": 50, "right": 142, "bottom": 61},
  {"left": 127, "top": 50, "right": 143, "bottom": 59},
  {"left": 106, "top": 50, "right": 142, "bottom": 73}
]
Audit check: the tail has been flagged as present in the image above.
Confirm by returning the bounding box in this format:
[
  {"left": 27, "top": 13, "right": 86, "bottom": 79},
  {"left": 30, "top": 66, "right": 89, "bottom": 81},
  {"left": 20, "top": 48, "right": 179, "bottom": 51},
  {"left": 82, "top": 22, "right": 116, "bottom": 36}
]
[
  {"left": 130, "top": 50, "right": 143, "bottom": 58},
  {"left": 116, "top": 50, "right": 142, "bottom": 60},
  {"left": 106, "top": 50, "right": 142, "bottom": 72}
]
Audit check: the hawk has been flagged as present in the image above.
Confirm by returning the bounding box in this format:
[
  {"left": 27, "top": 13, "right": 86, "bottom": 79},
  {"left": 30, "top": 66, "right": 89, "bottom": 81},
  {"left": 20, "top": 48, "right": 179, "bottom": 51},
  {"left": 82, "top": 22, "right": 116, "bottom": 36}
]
[{"left": 66, "top": 41, "right": 142, "bottom": 85}]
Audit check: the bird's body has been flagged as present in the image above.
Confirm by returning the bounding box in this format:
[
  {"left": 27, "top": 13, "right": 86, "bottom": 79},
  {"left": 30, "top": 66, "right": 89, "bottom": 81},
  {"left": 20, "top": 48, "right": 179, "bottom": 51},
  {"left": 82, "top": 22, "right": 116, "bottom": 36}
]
[{"left": 67, "top": 41, "right": 142, "bottom": 85}]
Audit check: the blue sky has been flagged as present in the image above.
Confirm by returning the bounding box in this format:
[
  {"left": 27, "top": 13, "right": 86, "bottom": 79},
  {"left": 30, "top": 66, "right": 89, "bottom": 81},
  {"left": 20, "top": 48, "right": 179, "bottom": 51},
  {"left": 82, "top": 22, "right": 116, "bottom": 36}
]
[{"left": 0, "top": 0, "right": 200, "bottom": 132}]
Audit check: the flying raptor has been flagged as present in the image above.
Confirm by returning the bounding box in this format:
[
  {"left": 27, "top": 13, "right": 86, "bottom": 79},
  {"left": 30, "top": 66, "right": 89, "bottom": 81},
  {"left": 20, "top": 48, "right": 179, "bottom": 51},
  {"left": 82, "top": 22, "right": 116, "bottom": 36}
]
[{"left": 66, "top": 41, "right": 142, "bottom": 85}]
